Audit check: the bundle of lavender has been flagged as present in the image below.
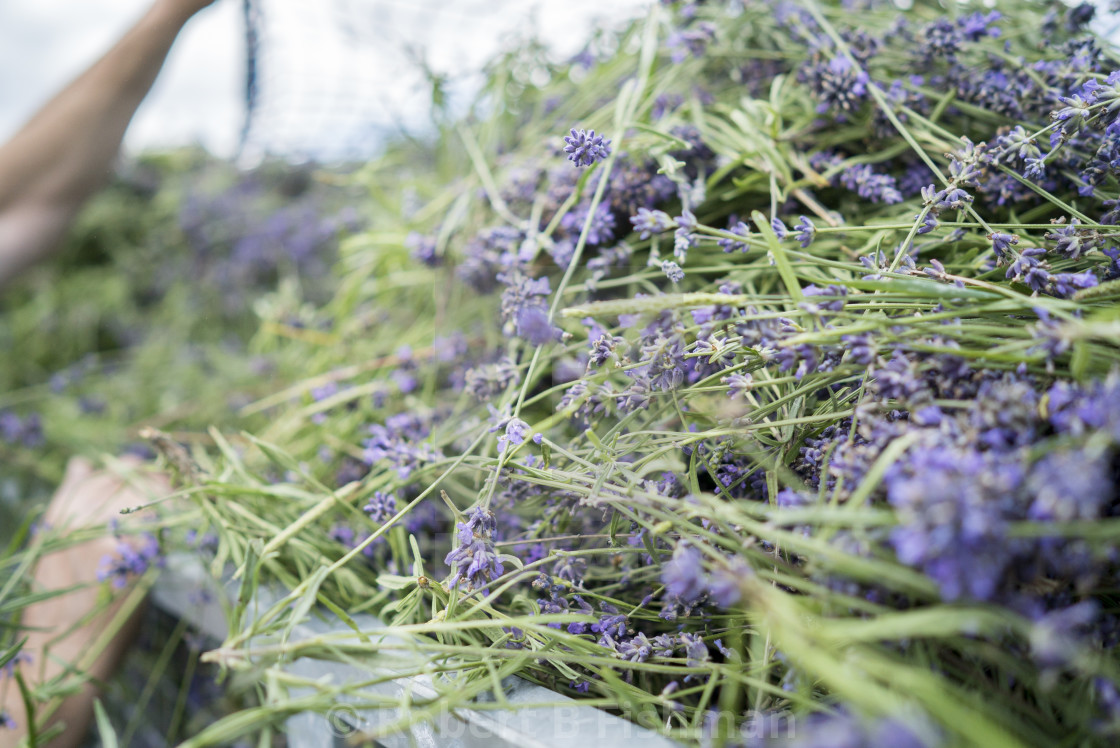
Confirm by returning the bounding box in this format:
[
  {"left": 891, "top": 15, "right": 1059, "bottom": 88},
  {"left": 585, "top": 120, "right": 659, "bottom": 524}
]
[{"left": 10, "top": 0, "right": 1120, "bottom": 745}]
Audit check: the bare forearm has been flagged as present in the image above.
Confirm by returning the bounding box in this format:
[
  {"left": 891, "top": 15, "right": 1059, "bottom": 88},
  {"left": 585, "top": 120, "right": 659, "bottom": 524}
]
[{"left": 0, "top": 0, "right": 210, "bottom": 286}]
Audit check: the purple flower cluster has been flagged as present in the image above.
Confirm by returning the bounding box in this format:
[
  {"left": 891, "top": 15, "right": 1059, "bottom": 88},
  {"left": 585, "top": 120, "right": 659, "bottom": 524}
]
[
  {"left": 363, "top": 412, "right": 445, "bottom": 480},
  {"left": 0, "top": 410, "right": 43, "bottom": 449},
  {"left": 661, "top": 543, "right": 744, "bottom": 609},
  {"left": 97, "top": 532, "right": 163, "bottom": 590},
  {"left": 445, "top": 507, "right": 505, "bottom": 591},
  {"left": 563, "top": 128, "right": 612, "bottom": 167},
  {"left": 498, "top": 272, "right": 564, "bottom": 346}
]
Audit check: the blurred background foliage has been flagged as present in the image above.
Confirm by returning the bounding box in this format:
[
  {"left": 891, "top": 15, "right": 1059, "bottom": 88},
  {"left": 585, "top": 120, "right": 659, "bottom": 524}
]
[{"left": 0, "top": 150, "right": 364, "bottom": 543}]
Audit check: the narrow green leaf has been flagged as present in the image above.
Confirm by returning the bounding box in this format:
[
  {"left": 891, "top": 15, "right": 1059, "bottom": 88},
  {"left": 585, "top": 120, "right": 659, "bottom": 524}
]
[{"left": 751, "top": 209, "right": 803, "bottom": 302}]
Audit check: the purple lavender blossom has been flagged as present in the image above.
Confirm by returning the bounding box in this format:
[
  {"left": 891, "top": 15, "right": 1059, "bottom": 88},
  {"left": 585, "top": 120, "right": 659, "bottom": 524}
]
[
  {"left": 802, "top": 55, "right": 870, "bottom": 115},
  {"left": 563, "top": 128, "right": 612, "bottom": 167},
  {"left": 406, "top": 232, "right": 441, "bottom": 266},
  {"left": 0, "top": 411, "right": 44, "bottom": 449},
  {"left": 1, "top": 652, "right": 30, "bottom": 680},
  {"left": 680, "top": 633, "right": 708, "bottom": 668},
  {"left": 1030, "top": 601, "right": 1099, "bottom": 669},
  {"left": 629, "top": 208, "right": 672, "bottom": 240},
  {"left": 801, "top": 284, "right": 847, "bottom": 314},
  {"left": 718, "top": 220, "right": 750, "bottom": 253},
  {"left": 707, "top": 565, "right": 744, "bottom": 608},
  {"left": 98, "top": 532, "right": 163, "bottom": 590},
  {"left": 465, "top": 358, "right": 520, "bottom": 401},
  {"left": 497, "top": 417, "right": 530, "bottom": 453},
  {"left": 839, "top": 164, "right": 903, "bottom": 204},
  {"left": 662, "top": 260, "right": 686, "bottom": 283},
  {"left": 642, "top": 335, "right": 688, "bottom": 391},
  {"left": 886, "top": 446, "right": 1024, "bottom": 602},
  {"left": 328, "top": 523, "right": 376, "bottom": 558},
  {"left": 561, "top": 202, "right": 616, "bottom": 246},
  {"left": 842, "top": 333, "right": 876, "bottom": 365},
  {"left": 445, "top": 507, "right": 505, "bottom": 591},
  {"left": 588, "top": 603, "right": 629, "bottom": 646},
  {"left": 363, "top": 417, "right": 444, "bottom": 480},
  {"left": 515, "top": 306, "right": 565, "bottom": 345},
  {"left": 793, "top": 215, "right": 816, "bottom": 248},
  {"left": 722, "top": 372, "right": 753, "bottom": 399},
  {"left": 770, "top": 216, "right": 789, "bottom": 240},
  {"left": 1049, "top": 269, "right": 1098, "bottom": 298},
  {"left": 989, "top": 231, "right": 1018, "bottom": 259},
  {"left": 673, "top": 210, "right": 699, "bottom": 260},
  {"left": 363, "top": 491, "right": 398, "bottom": 524},
  {"left": 589, "top": 333, "right": 626, "bottom": 367},
  {"left": 616, "top": 632, "right": 656, "bottom": 662},
  {"left": 662, "top": 544, "right": 706, "bottom": 603},
  {"left": 666, "top": 22, "right": 716, "bottom": 63},
  {"left": 1026, "top": 450, "right": 1113, "bottom": 523},
  {"left": 1046, "top": 218, "right": 1101, "bottom": 259}
]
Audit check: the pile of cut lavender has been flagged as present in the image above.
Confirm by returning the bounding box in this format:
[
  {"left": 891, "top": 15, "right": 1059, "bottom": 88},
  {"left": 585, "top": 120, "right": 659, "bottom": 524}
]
[{"left": 12, "top": 0, "right": 1120, "bottom": 745}]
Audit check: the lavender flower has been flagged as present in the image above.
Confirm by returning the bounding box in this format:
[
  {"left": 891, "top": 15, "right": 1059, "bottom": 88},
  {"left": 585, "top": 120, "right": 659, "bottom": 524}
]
[
  {"left": 561, "top": 202, "right": 616, "bottom": 246},
  {"left": 722, "top": 372, "right": 753, "bottom": 399},
  {"left": 988, "top": 231, "right": 1018, "bottom": 259},
  {"left": 629, "top": 207, "right": 672, "bottom": 239},
  {"left": 616, "top": 632, "right": 655, "bottom": 662},
  {"left": 793, "top": 215, "right": 816, "bottom": 248},
  {"left": 886, "top": 446, "right": 1024, "bottom": 601},
  {"left": 363, "top": 491, "right": 397, "bottom": 524},
  {"left": 464, "top": 358, "right": 520, "bottom": 401},
  {"left": 1026, "top": 450, "right": 1113, "bottom": 523},
  {"left": 770, "top": 216, "right": 789, "bottom": 240},
  {"left": 801, "top": 284, "right": 847, "bottom": 314},
  {"left": 1, "top": 652, "right": 30, "bottom": 680},
  {"left": 802, "top": 55, "right": 870, "bottom": 115},
  {"left": 445, "top": 507, "right": 505, "bottom": 591},
  {"left": 839, "top": 164, "right": 903, "bottom": 204},
  {"left": 589, "top": 333, "right": 626, "bottom": 367},
  {"left": 662, "top": 543, "right": 706, "bottom": 603},
  {"left": 662, "top": 260, "right": 685, "bottom": 283},
  {"left": 1030, "top": 601, "right": 1099, "bottom": 669},
  {"left": 497, "top": 417, "right": 530, "bottom": 453},
  {"left": 673, "top": 210, "right": 699, "bottom": 260},
  {"left": 406, "top": 232, "right": 441, "bottom": 266},
  {"left": 98, "top": 533, "right": 163, "bottom": 590},
  {"left": 642, "top": 334, "right": 688, "bottom": 391},
  {"left": 563, "top": 128, "right": 612, "bottom": 167},
  {"left": 0, "top": 411, "right": 44, "bottom": 448},
  {"left": 718, "top": 220, "right": 750, "bottom": 253},
  {"left": 666, "top": 22, "right": 716, "bottom": 63},
  {"left": 1049, "top": 269, "right": 1098, "bottom": 298},
  {"left": 363, "top": 416, "right": 444, "bottom": 480},
  {"left": 680, "top": 633, "right": 708, "bottom": 667},
  {"left": 1046, "top": 218, "right": 1101, "bottom": 259},
  {"left": 587, "top": 603, "right": 629, "bottom": 645},
  {"left": 1005, "top": 247, "right": 1048, "bottom": 285},
  {"left": 515, "top": 306, "right": 565, "bottom": 345},
  {"left": 707, "top": 565, "right": 744, "bottom": 608}
]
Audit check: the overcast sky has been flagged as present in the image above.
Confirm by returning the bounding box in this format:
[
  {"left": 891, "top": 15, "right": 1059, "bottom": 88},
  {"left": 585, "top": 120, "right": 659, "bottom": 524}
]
[{"left": 0, "top": 0, "right": 649, "bottom": 160}]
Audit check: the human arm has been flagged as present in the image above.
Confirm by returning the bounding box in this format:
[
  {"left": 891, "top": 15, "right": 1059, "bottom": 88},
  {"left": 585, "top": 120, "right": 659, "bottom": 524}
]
[
  {"left": 0, "top": 0, "right": 215, "bottom": 288},
  {"left": 0, "top": 458, "right": 169, "bottom": 748}
]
